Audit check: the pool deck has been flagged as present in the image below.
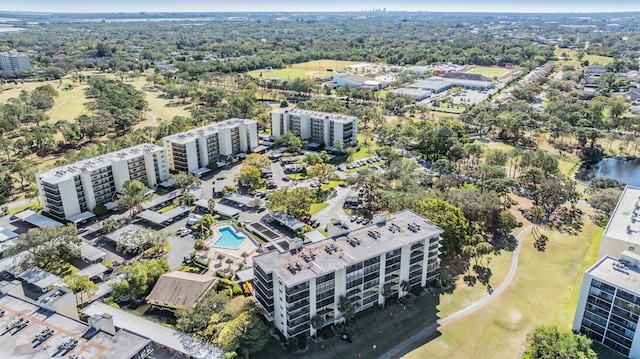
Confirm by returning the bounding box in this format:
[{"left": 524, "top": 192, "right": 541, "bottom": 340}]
[{"left": 206, "top": 222, "right": 259, "bottom": 270}]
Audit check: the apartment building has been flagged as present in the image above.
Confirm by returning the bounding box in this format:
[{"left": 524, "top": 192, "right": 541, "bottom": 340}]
[
  {"left": 270, "top": 109, "right": 358, "bottom": 147},
  {"left": 598, "top": 186, "right": 640, "bottom": 260},
  {"left": 36, "top": 144, "right": 169, "bottom": 221},
  {"left": 573, "top": 251, "right": 640, "bottom": 357},
  {"left": 253, "top": 210, "right": 442, "bottom": 339},
  {"left": 0, "top": 50, "right": 31, "bottom": 71},
  {"left": 163, "top": 119, "right": 258, "bottom": 173}
]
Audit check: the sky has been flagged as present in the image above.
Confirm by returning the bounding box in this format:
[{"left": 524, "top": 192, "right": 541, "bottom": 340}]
[{"left": 1, "top": 0, "right": 639, "bottom": 13}]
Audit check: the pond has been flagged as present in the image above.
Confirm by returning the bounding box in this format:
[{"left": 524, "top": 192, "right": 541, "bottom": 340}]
[{"left": 574, "top": 158, "right": 640, "bottom": 187}]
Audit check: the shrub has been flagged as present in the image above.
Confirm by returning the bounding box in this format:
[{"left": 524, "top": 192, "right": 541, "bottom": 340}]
[
  {"left": 216, "top": 269, "right": 228, "bottom": 278},
  {"left": 194, "top": 239, "right": 205, "bottom": 251},
  {"left": 93, "top": 203, "right": 108, "bottom": 216},
  {"left": 217, "top": 278, "right": 243, "bottom": 296}
]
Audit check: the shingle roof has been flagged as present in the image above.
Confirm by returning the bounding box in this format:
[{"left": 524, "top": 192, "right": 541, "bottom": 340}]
[{"left": 146, "top": 272, "right": 215, "bottom": 309}]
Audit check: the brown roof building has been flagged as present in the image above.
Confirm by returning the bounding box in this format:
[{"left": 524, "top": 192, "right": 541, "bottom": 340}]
[{"left": 146, "top": 271, "right": 215, "bottom": 311}]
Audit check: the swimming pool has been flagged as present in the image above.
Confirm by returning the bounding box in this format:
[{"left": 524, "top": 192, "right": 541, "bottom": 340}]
[{"left": 213, "top": 226, "right": 246, "bottom": 249}]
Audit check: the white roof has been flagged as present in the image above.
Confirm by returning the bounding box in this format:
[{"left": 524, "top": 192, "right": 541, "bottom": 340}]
[
  {"left": 163, "top": 119, "right": 256, "bottom": 145},
  {"left": 83, "top": 302, "right": 224, "bottom": 359},
  {"left": 79, "top": 243, "right": 107, "bottom": 262},
  {"left": 77, "top": 263, "right": 108, "bottom": 278},
  {"left": 191, "top": 167, "right": 211, "bottom": 176},
  {"left": 67, "top": 211, "right": 96, "bottom": 224},
  {"left": 0, "top": 227, "right": 18, "bottom": 242},
  {"left": 37, "top": 143, "right": 164, "bottom": 184},
  {"left": 214, "top": 203, "right": 241, "bottom": 218},
  {"left": 604, "top": 186, "right": 640, "bottom": 245},
  {"left": 14, "top": 210, "right": 63, "bottom": 228},
  {"left": 17, "top": 268, "right": 61, "bottom": 289}
]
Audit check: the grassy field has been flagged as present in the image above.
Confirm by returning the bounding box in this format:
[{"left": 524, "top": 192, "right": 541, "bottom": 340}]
[
  {"left": 554, "top": 48, "right": 614, "bottom": 66},
  {"left": 466, "top": 66, "right": 512, "bottom": 78},
  {"left": 247, "top": 59, "right": 360, "bottom": 80},
  {"left": 309, "top": 202, "right": 329, "bottom": 215},
  {"left": 0, "top": 71, "right": 190, "bottom": 129},
  {"left": 407, "top": 216, "right": 606, "bottom": 359}
]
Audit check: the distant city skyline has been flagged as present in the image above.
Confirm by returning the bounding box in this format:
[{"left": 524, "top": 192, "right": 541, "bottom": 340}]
[{"left": 1, "top": 0, "right": 639, "bottom": 14}]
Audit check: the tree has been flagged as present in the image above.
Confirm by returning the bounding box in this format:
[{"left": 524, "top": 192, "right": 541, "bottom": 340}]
[
  {"left": 243, "top": 153, "right": 270, "bottom": 170},
  {"left": 116, "top": 179, "right": 147, "bottom": 217},
  {"left": 414, "top": 198, "right": 470, "bottom": 256},
  {"left": 311, "top": 315, "right": 325, "bottom": 338},
  {"left": 337, "top": 295, "right": 355, "bottom": 324},
  {"left": 7, "top": 225, "right": 81, "bottom": 274},
  {"left": 266, "top": 186, "right": 315, "bottom": 219},
  {"left": 235, "top": 165, "right": 263, "bottom": 189},
  {"left": 381, "top": 282, "right": 393, "bottom": 307},
  {"left": 171, "top": 172, "right": 201, "bottom": 195},
  {"left": 217, "top": 307, "right": 270, "bottom": 357},
  {"left": 523, "top": 325, "right": 596, "bottom": 359},
  {"left": 63, "top": 274, "right": 98, "bottom": 304},
  {"left": 176, "top": 291, "right": 230, "bottom": 333},
  {"left": 115, "top": 225, "right": 167, "bottom": 255},
  {"left": 110, "top": 259, "right": 169, "bottom": 301},
  {"left": 307, "top": 163, "right": 336, "bottom": 185}
]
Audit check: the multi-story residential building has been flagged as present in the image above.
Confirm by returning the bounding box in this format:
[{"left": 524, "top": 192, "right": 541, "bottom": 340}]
[
  {"left": 598, "top": 186, "right": 640, "bottom": 260},
  {"left": 270, "top": 109, "right": 358, "bottom": 148},
  {"left": 0, "top": 49, "right": 31, "bottom": 71},
  {"left": 573, "top": 251, "right": 640, "bottom": 357},
  {"left": 163, "top": 119, "right": 258, "bottom": 173},
  {"left": 253, "top": 210, "right": 442, "bottom": 339},
  {"left": 36, "top": 144, "right": 169, "bottom": 221}
]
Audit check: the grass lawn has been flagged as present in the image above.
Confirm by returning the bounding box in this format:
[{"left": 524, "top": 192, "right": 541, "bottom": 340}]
[
  {"left": 247, "top": 59, "right": 360, "bottom": 80},
  {"left": 309, "top": 203, "right": 329, "bottom": 215},
  {"left": 287, "top": 173, "right": 308, "bottom": 180},
  {"left": 466, "top": 66, "right": 512, "bottom": 78},
  {"left": 407, "top": 218, "right": 605, "bottom": 359},
  {"left": 320, "top": 180, "right": 340, "bottom": 191},
  {"left": 8, "top": 201, "right": 42, "bottom": 215},
  {"left": 554, "top": 48, "right": 614, "bottom": 66}
]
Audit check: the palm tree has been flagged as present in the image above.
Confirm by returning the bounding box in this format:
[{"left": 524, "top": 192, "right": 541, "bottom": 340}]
[
  {"left": 337, "top": 295, "right": 355, "bottom": 324},
  {"left": 310, "top": 315, "right": 325, "bottom": 338},
  {"left": 531, "top": 205, "right": 545, "bottom": 225}
]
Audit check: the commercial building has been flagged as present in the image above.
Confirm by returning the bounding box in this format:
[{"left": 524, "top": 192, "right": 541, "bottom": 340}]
[
  {"left": 253, "top": 210, "right": 442, "bottom": 339},
  {"left": 408, "top": 73, "right": 493, "bottom": 94},
  {"left": 270, "top": 109, "right": 358, "bottom": 147},
  {"left": 572, "top": 251, "right": 640, "bottom": 357},
  {"left": 0, "top": 50, "right": 31, "bottom": 71},
  {"left": 598, "top": 186, "right": 640, "bottom": 260},
  {"left": 0, "top": 282, "right": 153, "bottom": 359},
  {"left": 333, "top": 73, "right": 380, "bottom": 89},
  {"left": 36, "top": 144, "right": 169, "bottom": 222},
  {"left": 163, "top": 119, "right": 258, "bottom": 173}
]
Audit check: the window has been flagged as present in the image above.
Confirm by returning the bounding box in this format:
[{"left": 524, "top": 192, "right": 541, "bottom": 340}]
[{"left": 629, "top": 247, "right": 635, "bottom": 252}]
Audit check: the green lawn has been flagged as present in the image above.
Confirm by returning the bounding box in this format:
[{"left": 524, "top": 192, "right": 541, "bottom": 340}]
[
  {"left": 309, "top": 203, "right": 329, "bottom": 215},
  {"left": 247, "top": 59, "right": 360, "bottom": 80},
  {"left": 157, "top": 204, "right": 176, "bottom": 214},
  {"left": 407, "top": 219, "right": 606, "bottom": 359},
  {"left": 466, "top": 66, "right": 512, "bottom": 78},
  {"left": 8, "top": 201, "right": 42, "bottom": 215},
  {"left": 554, "top": 48, "right": 614, "bottom": 66}
]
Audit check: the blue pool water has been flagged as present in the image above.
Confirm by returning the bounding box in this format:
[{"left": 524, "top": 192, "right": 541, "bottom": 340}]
[{"left": 213, "top": 227, "right": 245, "bottom": 249}]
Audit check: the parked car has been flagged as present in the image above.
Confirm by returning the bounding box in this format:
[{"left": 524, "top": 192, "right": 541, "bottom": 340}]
[
  {"left": 350, "top": 215, "right": 358, "bottom": 222},
  {"left": 282, "top": 176, "right": 290, "bottom": 182}
]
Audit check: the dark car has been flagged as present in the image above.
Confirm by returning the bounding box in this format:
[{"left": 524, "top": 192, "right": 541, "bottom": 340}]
[{"left": 282, "top": 176, "right": 290, "bottom": 182}]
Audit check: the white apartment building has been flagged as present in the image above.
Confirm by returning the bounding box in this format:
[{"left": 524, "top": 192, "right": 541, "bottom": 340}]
[
  {"left": 0, "top": 50, "right": 31, "bottom": 71},
  {"left": 163, "top": 119, "right": 258, "bottom": 173},
  {"left": 598, "top": 186, "right": 640, "bottom": 260},
  {"left": 573, "top": 251, "right": 640, "bottom": 357},
  {"left": 253, "top": 210, "right": 442, "bottom": 339},
  {"left": 270, "top": 109, "right": 358, "bottom": 147},
  {"left": 36, "top": 144, "right": 169, "bottom": 221}
]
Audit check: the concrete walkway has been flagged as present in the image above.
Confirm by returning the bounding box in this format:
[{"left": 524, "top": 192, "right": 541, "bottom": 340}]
[{"left": 379, "top": 224, "right": 534, "bottom": 359}]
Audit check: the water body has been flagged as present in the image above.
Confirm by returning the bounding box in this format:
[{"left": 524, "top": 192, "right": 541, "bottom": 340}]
[{"left": 574, "top": 158, "right": 640, "bottom": 187}]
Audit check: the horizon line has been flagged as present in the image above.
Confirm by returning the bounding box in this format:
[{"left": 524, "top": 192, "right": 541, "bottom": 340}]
[{"left": 1, "top": 10, "right": 640, "bottom": 15}]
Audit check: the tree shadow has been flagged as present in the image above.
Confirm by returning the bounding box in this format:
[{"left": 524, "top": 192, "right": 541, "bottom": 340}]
[
  {"left": 473, "top": 265, "right": 492, "bottom": 286},
  {"left": 545, "top": 207, "right": 583, "bottom": 235},
  {"left": 492, "top": 233, "right": 518, "bottom": 252}
]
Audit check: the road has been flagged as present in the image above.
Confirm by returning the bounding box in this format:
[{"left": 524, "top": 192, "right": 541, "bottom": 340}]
[{"left": 378, "top": 224, "right": 535, "bottom": 359}]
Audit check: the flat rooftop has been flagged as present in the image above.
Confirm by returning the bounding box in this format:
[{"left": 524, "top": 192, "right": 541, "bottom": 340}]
[
  {"left": 163, "top": 118, "right": 256, "bottom": 144},
  {"left": 0, "top": 294, "right": 151, "bottom": 359},
  {"left": 254, "top": 209, "right": 442, "bottom": 287},
  {"left": 272, "top": 108, "right": 357, "bottom": 124},
  {"left": 603, "top": 186, "right": 640, "bottom": 245},
  {"left": 587, "top": 253, "right": 640, "bottom": 295},
  {"left": 37, "top": 143, "right": 164, "bottom": 184}
]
